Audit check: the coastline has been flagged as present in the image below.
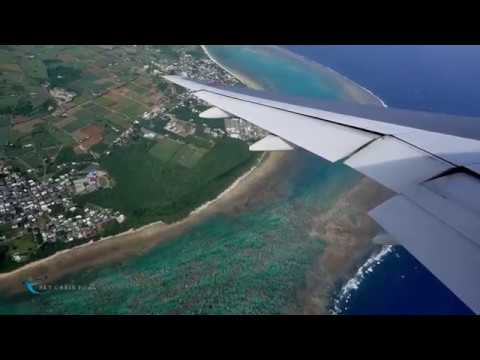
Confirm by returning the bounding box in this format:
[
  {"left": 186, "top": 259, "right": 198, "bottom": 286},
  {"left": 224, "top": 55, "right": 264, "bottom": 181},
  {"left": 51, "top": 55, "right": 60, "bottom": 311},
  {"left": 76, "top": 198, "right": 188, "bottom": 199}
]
[
  {"left": 297, "top": 177, "right": 394, "bottom": 314},
  {"left": 201, "top": 45, "right": 265, "bottom": 91},
  {"left": 0, "top": 150, "right": 289, "bottom": 297},
  {"left": 0, "top": 47, "right": 282, "bottom": 295},
  {"left": 268, "top": 45, "right": 386, "bottom": 107}
]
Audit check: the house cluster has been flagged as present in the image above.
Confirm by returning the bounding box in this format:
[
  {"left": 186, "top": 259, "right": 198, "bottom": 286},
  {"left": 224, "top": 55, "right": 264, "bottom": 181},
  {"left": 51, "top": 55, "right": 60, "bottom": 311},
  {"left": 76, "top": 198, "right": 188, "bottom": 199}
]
[
  {"left": 202, "top": 126, "right": 225, "bottom": 138},
  {"left": 0, "top": 164, "right": 123, "bottom": 246},
  {"left": 164, "top": 118, "right": 196, "bottom": 137},
  {"left": 144, "top": 48, "right": 268, "bottom": 144},
  {"left": 149, "top": 50, "right": 240, "bottom": 86},
  {"left": 224, "top": 117, "right": 268, "bottom": 141},
  {"left": 43, "top": 205, "right": 123, "bottom": 243},
  {"left": 112, "top": 122, "right": 140, "bottom": 147}
]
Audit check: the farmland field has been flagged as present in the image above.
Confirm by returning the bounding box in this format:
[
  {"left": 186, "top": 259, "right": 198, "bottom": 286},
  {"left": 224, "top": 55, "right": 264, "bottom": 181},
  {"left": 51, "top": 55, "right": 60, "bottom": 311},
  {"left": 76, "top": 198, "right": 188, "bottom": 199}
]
[
  {"left": 171, "top": 143, "right": 208, "bottom": 168},
  {"left": 0, "top": 115, "right": 10, "bottom": 145},
  {"left": 19, "top": 57, "right": 48, "bottom": 80},
  {"left": 47, "top": 125, "right": 75, "bottom": 146},
  {"left": 114, "top": 97, "right": 149, "bottom": 119},
  {"left": 148, "top": 137, "right": 183, "bottom": 162}
]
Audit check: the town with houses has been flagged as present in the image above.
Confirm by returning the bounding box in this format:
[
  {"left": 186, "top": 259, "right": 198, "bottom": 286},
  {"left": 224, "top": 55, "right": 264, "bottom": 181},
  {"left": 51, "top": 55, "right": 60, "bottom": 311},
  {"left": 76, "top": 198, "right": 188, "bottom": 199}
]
[{"left": 0, "top": 45, "right": 267, "bottom": 269}]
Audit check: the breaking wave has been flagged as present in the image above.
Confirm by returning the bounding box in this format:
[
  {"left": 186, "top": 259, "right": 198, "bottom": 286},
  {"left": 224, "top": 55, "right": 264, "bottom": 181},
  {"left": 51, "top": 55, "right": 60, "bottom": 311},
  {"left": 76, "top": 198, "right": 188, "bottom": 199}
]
[{"left": 330, "top": 245, "right": 394, "bottom": 314}]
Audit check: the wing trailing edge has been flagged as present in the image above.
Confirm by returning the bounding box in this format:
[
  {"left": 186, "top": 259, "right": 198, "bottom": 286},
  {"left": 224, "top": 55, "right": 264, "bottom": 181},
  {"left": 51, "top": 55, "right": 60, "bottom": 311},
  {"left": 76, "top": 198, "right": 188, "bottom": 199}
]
[{"left": 163, "top": 75, "right": 480, "bottom": 314}]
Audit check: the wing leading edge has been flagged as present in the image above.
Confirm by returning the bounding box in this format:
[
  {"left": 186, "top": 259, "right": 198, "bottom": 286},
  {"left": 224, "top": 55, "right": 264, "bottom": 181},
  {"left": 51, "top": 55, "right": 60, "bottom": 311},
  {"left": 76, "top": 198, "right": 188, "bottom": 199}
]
[{"left": 164, "top": 75, "right": 480, "bottom": 314}]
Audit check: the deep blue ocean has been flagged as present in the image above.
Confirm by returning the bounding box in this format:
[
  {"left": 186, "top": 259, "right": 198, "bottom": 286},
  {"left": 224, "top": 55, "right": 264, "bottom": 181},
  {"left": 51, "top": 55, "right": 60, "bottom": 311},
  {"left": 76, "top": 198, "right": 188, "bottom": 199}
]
[{"left": 286, "top": 45, "right": 479, "bottom": 315}]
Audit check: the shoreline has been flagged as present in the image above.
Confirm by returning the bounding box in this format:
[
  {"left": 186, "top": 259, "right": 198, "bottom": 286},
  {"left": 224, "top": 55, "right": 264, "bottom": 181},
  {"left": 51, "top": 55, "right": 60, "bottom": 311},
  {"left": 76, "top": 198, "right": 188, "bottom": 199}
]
[
  {"left": 298, "top": 177, "right": 394, "bottom": 314},
  {"left": 0, "top": 151, "right": 288, "bottom": 297},
  {"left": 0, "top": 47, "right": 280, "bottom": 294},
  {"left": 201, "top": 45, "right": 265, "bottom": 91},
  {"left": 267, "top": 45, "right": 387, "bottom": 107}
]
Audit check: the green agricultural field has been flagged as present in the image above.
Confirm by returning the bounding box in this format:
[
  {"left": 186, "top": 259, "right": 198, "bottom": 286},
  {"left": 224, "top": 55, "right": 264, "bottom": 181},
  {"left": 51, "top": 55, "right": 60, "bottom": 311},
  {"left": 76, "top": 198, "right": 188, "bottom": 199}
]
[
  {"left": 171, "top": 144, "right": 208, "bottom": 168},
  {"left": 0, "top": 96, "right": 19, "bottom": 113},
  {"left": 19, "top": 57, "right": 48, "bottom": 80},
  {"left": 31, "top": 126, "right": 61, "bottom": 148},
  {"left": 148, "top": 137, "right": 183, "bottom": 162},
  {"left": 94, "top": 95, "right": 117, "bottom": 108},
  {"left": 114, "top": 97, "right": 149, "bottom": 119},
  {"left": 192, "top": 137, "right": 255, "bottom": 183},
  {"left": 0, "top": 115, "right": 10, "bottom": 145},
  {"left": 128, "top": 82, "right": 150, "bottom": 96},
  {"left": 8, "top": 129, "right": 23, "bottom": 143},
  {"left": 103, "top": 130, "right": 118, "bottom": 145},
  {"left": 54, "top": 146, "right": 93, "bottom": 164},
  {"left": 63, "top": 105, "right": 108, "bottom": 132},
  {"left": 63, "top": 117, "right": 90, "bottom": 133},
  {"left": 62, "top": 46, "right": 101, "bottom": 61},
  {"left": 47, "top": 125, "right": 75, "bottom": 146},
  {"left": 0, "top": 127, "right": 9, "bottom": 146},
  {"left": 104, "top": 112, "right": 131, "bottom": 129},
  {"left": 184, "top": 135, "right": 214, "bottom": 149},
  {"left": 78, "top": 100, "right": 134, "bottom": 129},
  {"left": 16, "top": 150, "right": 43, "bottom": 169},
  {"left": 0, "top": 63, "right": 22, "bottom": 73},
  {"left": 45, "top": 60, "right": 83, "bottom": 89},
  {"left": 0, "top": 115, "right": 11, "bottom": 127}
]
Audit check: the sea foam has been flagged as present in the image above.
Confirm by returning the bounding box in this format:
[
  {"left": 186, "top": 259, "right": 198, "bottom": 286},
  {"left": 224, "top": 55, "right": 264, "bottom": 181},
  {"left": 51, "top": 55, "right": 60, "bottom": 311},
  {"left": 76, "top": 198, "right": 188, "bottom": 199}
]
[{"left": 330, "top": 245, "right": 394, "bottom": 314}]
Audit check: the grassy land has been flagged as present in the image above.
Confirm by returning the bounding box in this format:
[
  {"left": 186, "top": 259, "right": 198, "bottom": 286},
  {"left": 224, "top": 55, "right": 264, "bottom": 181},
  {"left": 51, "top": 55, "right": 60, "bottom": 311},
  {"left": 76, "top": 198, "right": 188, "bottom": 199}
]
[
  {"left": 172, "top": 144, "right": 208, "bottom": 168},
  {"left": 0, "top": 115, "right": 10, "bottom": 145},
  {"left": 148, "top": 137, "right": 183, "bottom": 162},
  {"left": 8, "top": 233, "right": 38, "bottom": 254},
  {"left": 149, "top": 137, "right": 209, "bottom": 168}
]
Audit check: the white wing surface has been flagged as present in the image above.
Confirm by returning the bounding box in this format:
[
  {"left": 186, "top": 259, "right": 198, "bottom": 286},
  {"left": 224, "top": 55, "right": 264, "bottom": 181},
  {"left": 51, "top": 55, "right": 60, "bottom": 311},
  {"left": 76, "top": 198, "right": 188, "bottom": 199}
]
[{"left": 164, "top": 75, "right": 480, "bottom": 314}]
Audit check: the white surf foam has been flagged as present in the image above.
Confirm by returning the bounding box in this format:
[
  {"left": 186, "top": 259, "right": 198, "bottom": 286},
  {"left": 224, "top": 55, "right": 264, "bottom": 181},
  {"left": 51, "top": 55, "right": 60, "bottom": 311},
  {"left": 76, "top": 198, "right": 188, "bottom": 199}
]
[{"left": 330, "top": 245, "right": 394, "bottom": 314}]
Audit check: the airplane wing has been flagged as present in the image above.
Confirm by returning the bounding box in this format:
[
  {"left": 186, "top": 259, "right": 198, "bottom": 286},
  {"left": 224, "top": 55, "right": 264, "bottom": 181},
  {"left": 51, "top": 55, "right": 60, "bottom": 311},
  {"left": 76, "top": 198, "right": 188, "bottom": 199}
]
[{"left": 164, "top": 75, "right": 480, "bottom": 314}]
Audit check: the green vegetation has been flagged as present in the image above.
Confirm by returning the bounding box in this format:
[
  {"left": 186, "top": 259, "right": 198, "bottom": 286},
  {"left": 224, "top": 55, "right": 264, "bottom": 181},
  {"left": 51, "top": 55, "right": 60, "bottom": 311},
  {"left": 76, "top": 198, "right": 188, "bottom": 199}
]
[
  {"left": 149, "top": 137, "right": 209, "bottom": 168},
  {"left": 78, "top": 137, "right": 260, "bottom": 225},
  {"left": 114, "top": 97, "right": 148, "bottom": 119},
  {"left": 171, "top": 144, "right": 208, "bottom": 168},
  {"left": 0, "top": 115, "right": 10, "bottom": 145},
  {"left": 94, "top": 96, "right": 117, "bottom": 108},
  {"left": 47, "top": 125, "right": 74, "bottom": 146},
  {"left": 45, "top": 60, "right": 83, "bottom": 89},
  {"left": 30, "top": 124, "right": 61, "bottom": 148},
  {"left": 55, "top": 146, "right": 93, "bottom": 164},
  {"left": 148, "top": 137, "right": 183, "bottom": 162},
  {"left": 20, "top": 57, "right": 48, "bottom": 80},
  {"left": 7, "top": 233, "right": 39, "bottom": 257}
]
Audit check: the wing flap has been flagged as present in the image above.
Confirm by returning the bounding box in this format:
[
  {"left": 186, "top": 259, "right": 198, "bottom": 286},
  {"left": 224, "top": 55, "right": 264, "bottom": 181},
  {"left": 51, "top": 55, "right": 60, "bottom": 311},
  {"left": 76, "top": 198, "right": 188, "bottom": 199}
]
[
  {"left": 402, "top": 183, "right": 480, "bottom": 247},
  {"left": 397, "top": 130, "right": 480, "bottom": 170},
  {"left": 249, "top": 135, "right": 293, "bottom": 151},
  {"left": 344, "top": 136, "right": 453, "bottom": 193},
  {"left": 370, "top": 195, "right": 480, "bottom": 314}
]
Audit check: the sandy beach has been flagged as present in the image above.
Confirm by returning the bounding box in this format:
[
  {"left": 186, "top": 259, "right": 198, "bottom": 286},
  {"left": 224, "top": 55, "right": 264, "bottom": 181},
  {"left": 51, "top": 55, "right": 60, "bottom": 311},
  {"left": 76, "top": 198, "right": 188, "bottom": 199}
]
[
  {"left": 0, "top": 150, "right": 291, "bottom": 297},
  {"left": 201, "top": 45, "right": 265, "bottom": 91},
  {"left": 0, "top": 47, "right": 285, "bottom": 297}
]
